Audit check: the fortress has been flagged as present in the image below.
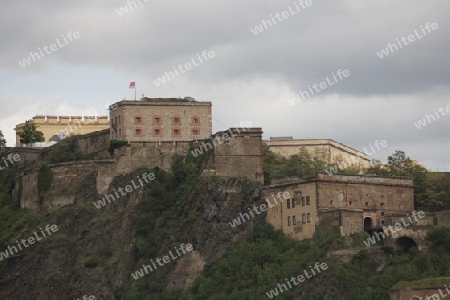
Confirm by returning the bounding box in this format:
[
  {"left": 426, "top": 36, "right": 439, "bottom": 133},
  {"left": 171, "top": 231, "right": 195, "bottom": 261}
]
[{"left": 9, "top": 97, "right": 446, "bottom": 253}]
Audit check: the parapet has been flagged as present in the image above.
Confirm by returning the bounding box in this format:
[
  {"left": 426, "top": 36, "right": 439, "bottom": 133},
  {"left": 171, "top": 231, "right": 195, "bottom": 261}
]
[{"left": 315, "top": 173, "right": 414, "bottom": 187}]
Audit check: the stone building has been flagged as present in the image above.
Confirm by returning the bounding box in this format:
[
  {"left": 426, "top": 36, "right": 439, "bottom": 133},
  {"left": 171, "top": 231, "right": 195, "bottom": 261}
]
[
  {"left": 262, "top": 179, "right": 317, "bottom": 240},
  {"left": 261, "top": 173, "right": 415, "bottom": 240},
  {"left": 109, "top": 98, "right": 212, "bottom": 142},
  {"left": 14, "top": 115, "right": 109, "bottom": 147},
  {"left": 204, "top": 127, "right": 264, "bottom": 183},
  {"left": 264, "top": 137, "right": 370, "bottom": 168}
]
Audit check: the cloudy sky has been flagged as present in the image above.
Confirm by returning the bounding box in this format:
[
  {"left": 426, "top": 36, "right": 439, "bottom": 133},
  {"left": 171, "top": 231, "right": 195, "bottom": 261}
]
[{"left": 1, "top": 0, "right": 449, "bottom": 170}]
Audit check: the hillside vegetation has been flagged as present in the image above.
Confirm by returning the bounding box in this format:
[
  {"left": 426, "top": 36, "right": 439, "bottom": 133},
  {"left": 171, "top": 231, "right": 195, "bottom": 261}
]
[{"left": 0, "top": 147, "right": 450, "bottom": 299}]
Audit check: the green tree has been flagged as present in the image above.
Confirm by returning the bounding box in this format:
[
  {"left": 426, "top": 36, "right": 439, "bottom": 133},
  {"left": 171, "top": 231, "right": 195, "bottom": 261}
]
[
  {"left": 0, "top": 130, "right": 6, "bottom": 151},
  {"left": 262, "top": 144, "right": 288, "bottom": 184},
  {"left": 367, "top": 150, "right": 430, "bottom": 210},
  {"left": 17, "top": 121, "right": 45, "bottom": 144}
]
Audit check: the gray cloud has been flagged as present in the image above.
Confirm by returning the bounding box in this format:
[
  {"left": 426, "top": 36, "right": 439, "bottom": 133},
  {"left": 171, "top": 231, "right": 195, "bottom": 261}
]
[{"left": 0, "top": 0, "right": 449, "bottom": 169}]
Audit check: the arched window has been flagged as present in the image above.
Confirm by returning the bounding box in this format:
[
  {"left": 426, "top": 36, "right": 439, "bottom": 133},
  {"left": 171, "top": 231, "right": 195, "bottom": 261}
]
[{"left": 49, "top": 135, "right": 62, "bottom": 143}]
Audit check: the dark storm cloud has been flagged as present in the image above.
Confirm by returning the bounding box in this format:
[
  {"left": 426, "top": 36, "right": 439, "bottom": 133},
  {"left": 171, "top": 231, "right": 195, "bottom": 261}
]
[
  {"left": 0, "top": 0, "right": 449, "bottom": 169},
  {"left": 2, "top": 0, "right": 448, "bottom": 95}
]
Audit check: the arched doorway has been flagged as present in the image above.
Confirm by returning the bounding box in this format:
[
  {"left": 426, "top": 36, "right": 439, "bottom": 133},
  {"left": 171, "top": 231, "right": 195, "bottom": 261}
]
[
  {"left": 364, "top": 217, "right": 372, "bottom": 233},
  {"left": 396, "top": 237, "right": 418, "bottom": 252}
]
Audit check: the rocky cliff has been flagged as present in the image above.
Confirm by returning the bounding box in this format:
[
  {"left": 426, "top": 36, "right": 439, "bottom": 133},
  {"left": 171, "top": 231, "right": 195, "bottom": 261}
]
[{"left": 0, "top": 164, "right": 263, "bottom": 299}]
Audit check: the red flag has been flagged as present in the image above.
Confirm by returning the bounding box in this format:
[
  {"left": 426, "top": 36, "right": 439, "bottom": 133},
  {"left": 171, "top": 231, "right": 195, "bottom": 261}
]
[{"left": 129, "top": 81, "right": 136, "bottom": 89}]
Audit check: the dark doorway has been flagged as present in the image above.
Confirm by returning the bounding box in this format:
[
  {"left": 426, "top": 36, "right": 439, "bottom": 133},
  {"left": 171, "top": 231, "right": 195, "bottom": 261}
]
[
  {"left": 396, "top": 237, "right": 418, "bottom": 252},
  {"left": 364, "top": 217, "right": 372, "bottom": 234}
]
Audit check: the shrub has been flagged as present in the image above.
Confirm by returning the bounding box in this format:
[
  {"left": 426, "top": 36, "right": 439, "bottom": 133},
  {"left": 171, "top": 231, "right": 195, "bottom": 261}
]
[
  {"left": 37, "top": 165, "right": 53, "bottom": 205},
  {"left": 83, "top": 256, "right": 100, "bottom": 268},
  {"left": 109, "top": 140, "right": 128, "bottom": 155},
  {"left": 48, "top": 136, "right": 86, "bottom": 163}
]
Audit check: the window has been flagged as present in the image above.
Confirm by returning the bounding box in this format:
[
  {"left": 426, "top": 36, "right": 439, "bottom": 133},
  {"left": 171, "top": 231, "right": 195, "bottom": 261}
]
[
  {"left": 192, "top": 129, "right": 199, "bottom": 136},
  {"left": 292, "top": 216, "right": 296, "bottom": 225},
  {"left": 366, "top": 202, "right": 369, "bottom": 206},
  {"left": 173, "top": 129, "right": 180, "bottom": 136},
  {"left": 154, "top": 129, "right": 161, "bottom": 136},
  {"left": 287, "top": 216, "right": 291, "bottom": 226},
  {"left": 118, "top": 115, "right": 121, "bottom": 124},
  {"left": 295, "top": 192, "right": 301, "bottom": 205},
  {"left": 330, "top": 200, "right": 334, "bottom": 205},
  {"left": 135, "top": 128, "right": 142, "bottom": 136},
  {"left": 153, "top": 116, "right": 162, "bottom": 124},
  {"left": 381, "top": 202, "right": 385, "bottom": 207},
  {"left": 307, "top": 213, "right": 311, "bottom": 223},
  {"left": 381, "top": 212, "right": 385, "bottom": 216},
  {"left": 171, "top": 115, "right": 182, "bottom": 125},
  {"left": 302, "top": 214, "right": 306, "bottom": 223},
  {"left": 306, "top": 196, "right": 310, "bottom": 205},
  {"left": 291, "top": 198, "right": 295, "bottom": 208},
  {"left": 287, "top": 199, "right": 291, "bottom": 209},
  {"left": 349, "top": 201, "right": 353, "bottom": 206},
  {"left": 135, "top": 116, "right": 142, "bottom": 123},
  {"left": 192, "top": 116, "right": 200, "bottom": 124},
  {"left": 302, "top": 197, "right": 305, "bottom": 206}
]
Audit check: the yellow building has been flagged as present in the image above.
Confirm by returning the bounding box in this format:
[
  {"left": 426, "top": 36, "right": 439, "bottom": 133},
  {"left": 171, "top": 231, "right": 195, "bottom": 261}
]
[
  {"left": 264, "top": 137, "right": 370, "bottom": 169},
  {"left": 262, "top": 179, "right": 317, "bottom": 241},
  {"left": 14, "top": 115, "right": 110, "bottom": 147},
  {"left": 262, "top": 173, "right": 415, "bottom": 241}
]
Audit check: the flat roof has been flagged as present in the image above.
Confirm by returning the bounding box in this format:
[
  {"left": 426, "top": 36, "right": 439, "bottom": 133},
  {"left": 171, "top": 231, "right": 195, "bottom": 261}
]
[
  {"left": 264, "top": 138, "right": 370, "bottom": 161},
  {"left": 111, "top": 100, "right": 211, "bottom": 107}
]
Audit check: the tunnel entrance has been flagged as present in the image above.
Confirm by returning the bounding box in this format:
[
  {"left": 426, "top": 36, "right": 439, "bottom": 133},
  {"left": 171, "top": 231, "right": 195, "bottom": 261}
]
[
  {"left": 396, "top": 237, "right": 418, "bottom": 252},
  {"left": 364, "top": 217, "right": 373, "bottom": 234}
]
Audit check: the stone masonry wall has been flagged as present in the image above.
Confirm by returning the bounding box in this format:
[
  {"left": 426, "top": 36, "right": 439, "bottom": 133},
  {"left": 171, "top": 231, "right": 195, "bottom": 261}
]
[
  {"left": 213, "top": 128, "right": 264, "bottom": 183},
  {"left": 315, "top": 174, "right": 414, "bottom": 228},
  {"left": 76, "top": 129, "right": 110, "bottom": 155},
  {"left": 15, "top": 160, "right": 116, "bottom": 210},
  {"left": 114, "top": 141, "right": 192, "bottom": 173},
  {"left": 3, "top": 148, "right": 41, "bottom": 170},
  {"left": 435, "top": 211, "right": 450, "bottom": 226},
  {"left": 318, "top": 209, "right": 364, "bottom": 236},
  {"left": 390, "top": 287, "right": 447, "bottom": 300},
  {"left": 110, "top": 100, "right": 212, "bottom": 142},
  {"left": 341, "top": 210, "right": 365, "bottom": 235},
  {"left": 13, "top": 160, "right": 115, "bottom": 209}
]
